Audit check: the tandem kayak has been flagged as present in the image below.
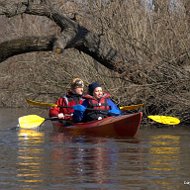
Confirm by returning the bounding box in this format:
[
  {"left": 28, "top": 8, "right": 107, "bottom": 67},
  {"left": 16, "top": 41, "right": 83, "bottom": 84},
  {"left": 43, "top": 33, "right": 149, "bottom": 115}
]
[{"left": 52, "top": 112, "right": 143, "bottom": 138}]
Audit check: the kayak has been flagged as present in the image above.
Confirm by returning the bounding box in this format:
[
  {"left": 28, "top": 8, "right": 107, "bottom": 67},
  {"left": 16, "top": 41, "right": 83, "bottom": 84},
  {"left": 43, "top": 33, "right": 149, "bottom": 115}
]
[{"left": 52, "top": 112, "right": 143, "bottom": 138}]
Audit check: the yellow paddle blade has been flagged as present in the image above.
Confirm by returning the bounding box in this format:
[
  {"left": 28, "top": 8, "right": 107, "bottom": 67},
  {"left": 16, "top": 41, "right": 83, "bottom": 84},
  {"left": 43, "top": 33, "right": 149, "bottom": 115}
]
[
  {"left": 18, "top": 115, "right": 45, "bottom": 129},
  {"left": 120, "top": 104, "right": 144, "bottom": 111},
  {"left": 26, "top": 99, "right": 57, "bottom": 107},
  {"left": 148, "top": 115, "right": 180, "bottom": 125}
]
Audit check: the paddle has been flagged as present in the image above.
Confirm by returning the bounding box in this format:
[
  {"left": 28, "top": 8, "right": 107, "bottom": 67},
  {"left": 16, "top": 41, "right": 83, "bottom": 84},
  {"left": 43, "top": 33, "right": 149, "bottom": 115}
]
[
  {"left": 18, "top": 115, "right": 58, "bottom": 129},
  {"left": 148, "top": 115, "right": 180, "bottom": 125},
  {"left": 26, "top": 99, "right": 180, "bottom": 126},
  {"left": 120, "top": 104, "right": 144, "bottom": 111},
  {"left": 26, "top": 99, "right": 144, "bottom": 111},
  {"left": 26, "top": 99, "right": 57, "bottom": 107},
  {"left": 19, "top": 113, "right": 181, "bottom": 129}
]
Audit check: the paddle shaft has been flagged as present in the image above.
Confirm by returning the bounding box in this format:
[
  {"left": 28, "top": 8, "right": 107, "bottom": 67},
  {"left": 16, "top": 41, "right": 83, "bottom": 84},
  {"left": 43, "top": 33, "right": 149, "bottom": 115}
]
[
  {"left": 26, "top": 99, "right": 144, "bottom": 111},
  {"left": 54, "top": 105, "right": 112, "bottom": 111},
  {"left": 46, "top": 117, "right": 58, "bottom": 121},
  {"left": 26, "top": 99, "right": 111, "bottom": 111}
]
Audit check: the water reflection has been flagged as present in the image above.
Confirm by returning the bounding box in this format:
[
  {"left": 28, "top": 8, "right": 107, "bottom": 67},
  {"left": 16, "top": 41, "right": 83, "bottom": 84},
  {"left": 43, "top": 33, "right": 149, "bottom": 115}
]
[
  {"left": 148, "top": 134, "right": 180, "bottom": 188},
  {"left": 49, "top": 133, "right": 120, "bottom": 188},
  {"left": 2, "top": 108, "right": 190, "bottom": 189},
  {"left": 17, "top": 129, "right": 44, "bottom": 189},
  {"left": 13, "top": 127, "right": 188, "bottom": 190}
]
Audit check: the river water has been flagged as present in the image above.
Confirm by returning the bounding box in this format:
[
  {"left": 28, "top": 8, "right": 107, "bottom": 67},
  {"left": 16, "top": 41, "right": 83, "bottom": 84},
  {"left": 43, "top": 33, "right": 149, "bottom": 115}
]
[{"left": 0, "top": 108, "right": 190, "bottom": 190}]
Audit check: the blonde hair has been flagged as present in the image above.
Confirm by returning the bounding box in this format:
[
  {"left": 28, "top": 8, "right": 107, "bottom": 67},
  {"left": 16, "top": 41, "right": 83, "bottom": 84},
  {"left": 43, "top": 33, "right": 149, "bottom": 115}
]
[{"left": 70, "top": 78, "right": 84, "bottom": 89}]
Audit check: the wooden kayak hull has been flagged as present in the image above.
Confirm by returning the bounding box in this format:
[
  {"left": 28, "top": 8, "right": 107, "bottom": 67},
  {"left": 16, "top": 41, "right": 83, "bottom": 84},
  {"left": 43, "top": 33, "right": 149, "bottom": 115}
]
[{"left": 52, "top": 112, "right": 143, "bottom": 138}]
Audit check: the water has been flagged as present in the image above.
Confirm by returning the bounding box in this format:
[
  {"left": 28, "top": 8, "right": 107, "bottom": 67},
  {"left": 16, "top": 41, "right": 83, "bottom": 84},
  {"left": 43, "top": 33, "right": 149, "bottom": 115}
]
[{"left": 0, "top": 108, "right": 190, "bottom": 190}]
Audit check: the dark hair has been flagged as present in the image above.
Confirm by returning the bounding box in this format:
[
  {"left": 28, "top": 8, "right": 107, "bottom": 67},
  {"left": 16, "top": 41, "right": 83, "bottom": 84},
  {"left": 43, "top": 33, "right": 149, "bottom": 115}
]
[{"left": 88, "top": 82, "right": 101, "bottom": 96}]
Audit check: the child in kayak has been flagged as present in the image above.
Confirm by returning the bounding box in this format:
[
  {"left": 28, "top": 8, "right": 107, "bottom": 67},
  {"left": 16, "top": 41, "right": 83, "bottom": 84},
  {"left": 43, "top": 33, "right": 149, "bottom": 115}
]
[{"left": 73, "top": 82, "right": 121, "bottom": 122}]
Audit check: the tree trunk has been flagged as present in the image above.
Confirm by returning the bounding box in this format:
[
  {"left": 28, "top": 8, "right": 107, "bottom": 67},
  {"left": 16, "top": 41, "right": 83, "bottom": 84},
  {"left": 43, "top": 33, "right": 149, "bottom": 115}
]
[{"left": 0, "top": 36, "right": 56, "bottom": 63}]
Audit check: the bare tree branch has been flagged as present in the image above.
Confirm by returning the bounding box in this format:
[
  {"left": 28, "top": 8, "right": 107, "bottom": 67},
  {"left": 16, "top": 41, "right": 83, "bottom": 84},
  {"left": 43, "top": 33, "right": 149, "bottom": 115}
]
[
  {"left": 0, "top": 35, "right": 56, "bottom": 63},
  {"left": 0, "top": 0, "right": 126, "bottom": 74}
]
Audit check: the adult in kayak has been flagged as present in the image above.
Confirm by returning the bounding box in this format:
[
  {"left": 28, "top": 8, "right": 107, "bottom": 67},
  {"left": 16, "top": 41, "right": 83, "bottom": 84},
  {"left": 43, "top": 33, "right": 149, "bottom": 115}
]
[
  {"left": 73, "top": 82, "right": 121, "bottom": 122},
  {"left": 49, "top": 78, "right": 84, "bottom": 121}
]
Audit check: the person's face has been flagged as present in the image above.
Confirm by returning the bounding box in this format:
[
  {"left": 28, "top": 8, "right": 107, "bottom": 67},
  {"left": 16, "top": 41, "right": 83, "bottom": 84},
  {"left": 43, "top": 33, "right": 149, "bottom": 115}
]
[
  {"left": 73, "top": 87, "right": 83, "bottom": 95},
  {"left": 93, "top": 87, "right": 103, "bottom": 99}
]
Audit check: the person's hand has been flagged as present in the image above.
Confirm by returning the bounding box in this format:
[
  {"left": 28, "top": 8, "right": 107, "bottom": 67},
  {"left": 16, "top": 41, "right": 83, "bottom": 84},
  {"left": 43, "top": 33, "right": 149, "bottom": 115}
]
[
  {"left": 58, "top": 113, "right": 64, "bottom": 119},
  {"left": 73, "top": 104, "right": 86, "bottom": 112}
]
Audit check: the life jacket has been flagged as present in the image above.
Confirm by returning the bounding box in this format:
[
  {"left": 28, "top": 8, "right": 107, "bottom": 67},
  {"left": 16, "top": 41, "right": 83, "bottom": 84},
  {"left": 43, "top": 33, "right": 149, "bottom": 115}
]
[
  {"left": 61, "top": 92, "right": 83, "bottom": 113},
  {"left": 50, "top": 91, "right": 84, "bottom": 120},
  {"left": 82, "top": 93, "right": 111, "bottom": 121}
]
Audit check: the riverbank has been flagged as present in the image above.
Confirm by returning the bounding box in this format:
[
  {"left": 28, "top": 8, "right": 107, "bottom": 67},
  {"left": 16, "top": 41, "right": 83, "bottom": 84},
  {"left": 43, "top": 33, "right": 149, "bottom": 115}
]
[{"left": 0, "top": 1, "right": 190, "bottom": 125}]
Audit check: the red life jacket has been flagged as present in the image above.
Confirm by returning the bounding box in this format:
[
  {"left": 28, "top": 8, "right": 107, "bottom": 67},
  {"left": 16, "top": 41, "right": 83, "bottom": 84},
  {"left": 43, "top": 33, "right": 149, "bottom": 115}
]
[
  {"left": 82, "top": 93, "right": 111, "bottom": 121},
  {"left": 49, "top": 91, "right": 83, "bottom": 120},
  {"left": 83, "top": 93, "right": 111, "bottom": 111}
]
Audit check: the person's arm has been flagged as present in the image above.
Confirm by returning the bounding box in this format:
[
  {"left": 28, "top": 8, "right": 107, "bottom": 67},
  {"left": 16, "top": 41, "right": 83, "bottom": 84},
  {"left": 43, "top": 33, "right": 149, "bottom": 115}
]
[
  {"left": 49, "top": 98, "right": 63, "bottom": 118},
  {"left": 49, "top": 106, "right": 60, "bottom": 117},
  {"left": 107, "top": 99, "right": 121, "bottom": 116}
]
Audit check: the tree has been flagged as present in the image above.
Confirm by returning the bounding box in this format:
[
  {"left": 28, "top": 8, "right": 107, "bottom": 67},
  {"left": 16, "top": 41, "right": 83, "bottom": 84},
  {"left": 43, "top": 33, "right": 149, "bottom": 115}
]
[
  {"left": 1, "top": 0, "right": 190, "bottom": 124},
  {"left": 0, "top": 0, "right": 126, "bottom": 74}
]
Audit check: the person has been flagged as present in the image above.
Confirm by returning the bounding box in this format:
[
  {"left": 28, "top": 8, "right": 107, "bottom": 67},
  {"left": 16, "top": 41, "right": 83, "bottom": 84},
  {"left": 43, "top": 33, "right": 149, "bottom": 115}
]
[
  {"left": 73, "top": 82, "right": 121, "bottom": 122},
  {"left": 49, "top": 78, "right": 84, "bottom": 121}
]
